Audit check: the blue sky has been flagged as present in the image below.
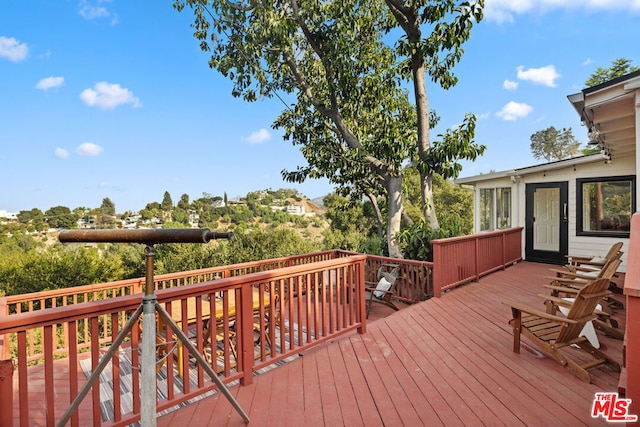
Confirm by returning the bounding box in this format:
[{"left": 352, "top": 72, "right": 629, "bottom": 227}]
[{"left": 1, "top": 1, "right": 639, "bottom": 214}]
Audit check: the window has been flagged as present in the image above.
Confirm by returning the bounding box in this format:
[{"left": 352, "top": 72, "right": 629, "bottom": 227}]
[
  {"left": 480, "top": 188, "right": 494, "bottom": 231},
  {"left": 480, "top": 187, "right": 511, "bottom": 231},
  {"left": 496, "top": 188, "right": 511, "bottom": 229},
  {"left": 577, "top": 175, "right": 635, "bottom": 237}
]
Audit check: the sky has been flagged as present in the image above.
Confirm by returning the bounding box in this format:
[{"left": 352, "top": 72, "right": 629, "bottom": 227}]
[{"left": 1, "top": 0, "right": 639, "bottom": 214}]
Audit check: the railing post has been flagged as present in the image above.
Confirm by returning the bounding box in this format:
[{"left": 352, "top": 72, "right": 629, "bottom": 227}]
[
  {"left": 239, "top": 284, "right": 255, "bottom": 386},
  {"left": 0, "top": 359, "right": 14, "bottom": 427},
  {"left": 356, "top": 259, "right": 367, "bottom": 334},
  {"left": 432, "top": 241, "right": 442, "bottom": 298},
  {"left": 0, "top": 297, "right": 8, "bottom": 360}
]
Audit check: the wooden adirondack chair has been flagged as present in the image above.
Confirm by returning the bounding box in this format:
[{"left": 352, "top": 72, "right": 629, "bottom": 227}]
[
  {"left": 365, "top": 265, "right": 400, "bottom": 318},
  {"left": 504, "top": 278, "right": 621, "bottom": 383},
  {"left": 564, "top": 241, "right": 623, "bottom": 269},
  {"left": 544, "top": 258, "right": 624, "bottom": 340}
]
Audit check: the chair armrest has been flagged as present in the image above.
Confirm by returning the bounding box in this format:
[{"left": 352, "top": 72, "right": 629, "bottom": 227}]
[
  {"left": 538, "top": 294, "right": 575, "bottom": 309},
  {"left": 544, "top": 276, "right": 589, "bottom": 287},
  {"left": 566, "top": 255, "right": 593, "bottom": 262},
  {"left": 502, "top": 300, "right": 578, "bottom": 324},
  {"left": 543, "top": 284, "right": 580, "bottom": 295}
]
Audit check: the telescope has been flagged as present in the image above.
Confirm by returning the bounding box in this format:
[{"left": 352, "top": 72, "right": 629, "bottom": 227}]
[
  {"left": 55, "top": 226, "right": 248, "bottom": 426},
  {"left": 58, "top": 228, "right": 233, "bottom": 246}
]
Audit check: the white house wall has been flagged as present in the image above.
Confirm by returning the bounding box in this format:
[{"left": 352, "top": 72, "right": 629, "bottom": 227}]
[{"left": 471, "top": 155, "right": 635, "bottom": 271}]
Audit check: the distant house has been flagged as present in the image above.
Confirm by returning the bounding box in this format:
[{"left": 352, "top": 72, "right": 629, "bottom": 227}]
[
  {"left": 284, "top": 205, "right": 305, "bottom": 215},
  {"left": 188, "top": 210, "right": 200, "bottom": 228},
  {"left": 455, "top": 70, "right": 640, "bottom": 271},
  {"left": 77, "top": 216, "right": 97, "bottom": 229},
  {"left": 0, "top": 210, "right": 18, "bottom": 222}
]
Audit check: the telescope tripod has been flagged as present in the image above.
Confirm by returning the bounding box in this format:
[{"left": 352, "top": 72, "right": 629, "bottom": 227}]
[{"left": 56, "top": 242, "right": 249, "bottom": 427}]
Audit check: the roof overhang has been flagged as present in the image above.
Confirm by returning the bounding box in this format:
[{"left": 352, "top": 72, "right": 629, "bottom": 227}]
[
  {"left": 455, "top": 153, "right": 608, "bottom": 185},
  {"left": 568, "top": 70, "right": 640, "bottom": 159}
]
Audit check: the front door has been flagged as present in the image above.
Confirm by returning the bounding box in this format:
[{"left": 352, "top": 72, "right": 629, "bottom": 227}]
[{"left": 525, "top": 182, "right": 568, "bottom": 264}]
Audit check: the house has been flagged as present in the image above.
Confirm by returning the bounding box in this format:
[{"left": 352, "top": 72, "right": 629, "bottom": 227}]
[{"left": 456, "top": 70, "right": 640, "bottom": 270}]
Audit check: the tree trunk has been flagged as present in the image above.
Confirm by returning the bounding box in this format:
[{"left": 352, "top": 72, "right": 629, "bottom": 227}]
[
  {"left": 365, "top": 191, "right": 385, "bottom": 238},
  {"left": 412, "top": 58, "right": 440, "bottom": 229},
  {"left": 385, "top": 174, "right": 404, "bottom": 258}
]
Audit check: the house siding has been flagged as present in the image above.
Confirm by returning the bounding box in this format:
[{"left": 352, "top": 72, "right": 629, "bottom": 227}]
[{"left": 468, "top": 154, "right": 635, "bottom": 271}]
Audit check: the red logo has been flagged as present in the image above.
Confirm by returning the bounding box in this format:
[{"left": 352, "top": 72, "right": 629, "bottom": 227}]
[{"left": 592, "top": 392, "right": 638, "bottom": 422}]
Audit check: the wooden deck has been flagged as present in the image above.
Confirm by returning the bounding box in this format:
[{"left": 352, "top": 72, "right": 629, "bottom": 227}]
[{"left": 157, "top": 261, "right": 624, "bottom": 427}]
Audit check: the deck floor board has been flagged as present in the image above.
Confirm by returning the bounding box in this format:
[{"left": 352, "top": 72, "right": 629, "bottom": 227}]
[{"left": 157, "top": 262, "right": 622, "bottom": 426}]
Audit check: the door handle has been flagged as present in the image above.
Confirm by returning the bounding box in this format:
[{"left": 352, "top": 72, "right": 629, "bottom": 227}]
[{"left": 563, "top": 203, "right": 568, "bottom": 222}]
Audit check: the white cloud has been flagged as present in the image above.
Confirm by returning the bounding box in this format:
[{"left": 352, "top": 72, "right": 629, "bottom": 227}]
[
  {"left": 0, "top": 36, "right": 28, "bottom": 62},
  {"left": 54, "top": 148, "right": 69, "bottom": 159},
  {"left": 245, "top": 128, "right": 271, "bottom": 144},
  {"left": 35, "top": 76, "right": 64, "bottom": 91},
  {"left": 78, "top": 0, "right": 118, "bottom": 24},
  {"left": 516, "top": 65, "right": 561, "bottom": 87},
  {"left": 76, "top": 142, "right": 104, "bottom": 156},
  {"left": 583, "top": 57, "right": 594, "bottom": 66},
  {"left": 496, "top": 101, "right": 533, "bottom": 121},
  {"left": 477, "top": 112, "right": 492, "bottom": 120},
  {"left": 80, "top": 82, "right": 141, "bottom": 109},
  {"left": 484, "top": 0, "right": 640, "bottom": 23},
  {"left": 503, "top": 79, "right": 519, "bottom": 90}
]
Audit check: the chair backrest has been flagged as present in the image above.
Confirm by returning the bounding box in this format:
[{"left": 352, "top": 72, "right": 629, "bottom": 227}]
[
  {"left": 598, "top": 258, "right": 621, "bottom": 280},
  {"left": 605, "top": 242, "right": 624, "bottom": 261},
  {"left": 558, "top": 278, "right": 610, "bottom": 343}
]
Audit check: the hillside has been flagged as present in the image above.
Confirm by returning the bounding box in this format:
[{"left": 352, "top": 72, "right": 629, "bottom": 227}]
[{"left": 293, "top": 196, "right": 326, "bottom": 216}]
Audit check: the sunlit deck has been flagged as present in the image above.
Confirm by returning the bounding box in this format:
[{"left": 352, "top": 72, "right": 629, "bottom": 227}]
[
  {"left": 4, "top": 225, "right": 636, "bottom": 426},
  {"left": 155, "top": 261, "right": 624, "bottom": 426}
]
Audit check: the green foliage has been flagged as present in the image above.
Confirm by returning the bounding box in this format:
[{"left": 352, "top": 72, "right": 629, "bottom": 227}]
[
  {"left": 17, "top": 208, "right": 46, "bottom": 232},
  {"left": 0, "top": 245, "right": 126, "bottom": 296},
  {"left": 530, "top": 126, "right": 581, "bottom": 162},
  {"left": 322, "top": 193, "right": 380, "bottom": 253},
  {"left": 398, "top": 218, "right": 453, "bottom": 262},
  {"left": 174, "top": 0, "right": 485, "bottom": 256},
  {"left": 416, "top": 113, "right": 486, "bottom": 180},
  {"left": 403, "top": 169, "right": 473, "bottom": 235},
  {"left": 585, "top": 58, "right": 639, "bottom": 87},
  {"left": 161, "top": 191, "right": 173, "bottom": 211},
  {"left": 45, "top": 205, "right": 77, "bottom": 229},
  {"left": 226, "top": 227, "right": 320, "bottom": 265},
  {"left": 100, "top": 197, "right": 116, "bottom": 215}
]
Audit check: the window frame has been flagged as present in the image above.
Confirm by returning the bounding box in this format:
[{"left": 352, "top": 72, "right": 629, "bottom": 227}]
[
  {"left": 479, "top": 187, "right": 512, "bottom": 232},
  {"left": 576, "top": 175, "right": 636, "bottom": 238},
  {"left": 479, "top": 188, "right": 494, "bottom": 231}
]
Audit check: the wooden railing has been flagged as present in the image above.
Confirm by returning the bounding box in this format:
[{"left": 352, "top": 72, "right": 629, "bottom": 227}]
[
  {"left": 339, "top": 251, "right": 433, "bottom": 303},
  {"left": 0, "top": 255, "right": 367, "bottom": 427},
  {"left": 431, "top": 227, "right": 523, "bottom": 297},
  {"left": 0, "top": 251, "right": 338, "bottom": 361},
  {"left": 0, "top": 250, "right": 431, "bottom": 361}
]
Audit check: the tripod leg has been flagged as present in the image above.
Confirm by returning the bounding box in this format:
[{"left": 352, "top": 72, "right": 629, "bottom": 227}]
[
  {"left": 56, "top": 305, "right": 144, "bottom": 427},
  {"left": 155, "top": 303, "right": 250, "bottom": 423}
]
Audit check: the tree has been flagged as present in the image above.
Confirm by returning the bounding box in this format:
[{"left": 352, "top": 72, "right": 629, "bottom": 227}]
[
  {"left": 530, "top": 126, "right": 581, "bottom": 162},
  {"left": 177, "top": 193, "right": 190, "bottom": 210},
  {"left": 45, "top": 206, "right": 77, "bottom": 229},
  {"left": 585, "top": 58, "right": 639, "bottom": 87},
  {"left": 17, "top": 208, "right": 46, "bottom": 232},
  {"left": 161, "top": 191, "right": 173, "bottom": 211},
  {"left": 100, "top": 197, "right": 116, "bottom": 215},
  {"left": 175, "top": 0, "right": 485, "bottom": 258}
]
